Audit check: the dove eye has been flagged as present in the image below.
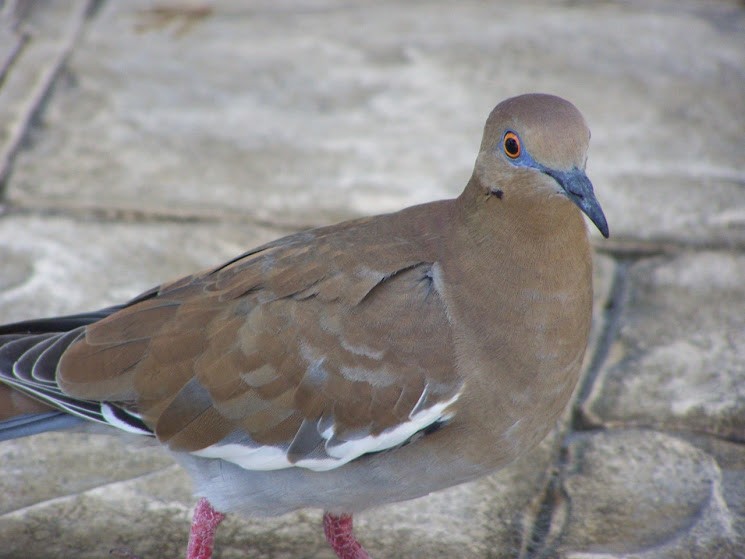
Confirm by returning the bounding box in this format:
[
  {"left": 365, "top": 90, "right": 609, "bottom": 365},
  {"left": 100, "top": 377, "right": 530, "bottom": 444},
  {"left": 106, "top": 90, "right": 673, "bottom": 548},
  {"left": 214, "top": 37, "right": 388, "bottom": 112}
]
[{"left": 503, "top": 132, "right": 521, "bottom": 159}]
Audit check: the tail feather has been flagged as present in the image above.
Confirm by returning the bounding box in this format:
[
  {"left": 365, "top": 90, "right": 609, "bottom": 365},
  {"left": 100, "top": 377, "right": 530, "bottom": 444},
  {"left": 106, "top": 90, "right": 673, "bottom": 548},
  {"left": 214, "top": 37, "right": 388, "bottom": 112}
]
[
  {"left": 35, "top": 329, "right": 87, "bottom": 383},
  {"left": 17, "top": 334, "right": 61, "bottom": 383},
  {"left": 0, "top": 309, "right": 154, "bottom": 440},
  {"left": 0, "top": 412, "right": 85, "bottom": 442},
  {"left": 0, "top": 307, "right": 125, "bottom": 335}
]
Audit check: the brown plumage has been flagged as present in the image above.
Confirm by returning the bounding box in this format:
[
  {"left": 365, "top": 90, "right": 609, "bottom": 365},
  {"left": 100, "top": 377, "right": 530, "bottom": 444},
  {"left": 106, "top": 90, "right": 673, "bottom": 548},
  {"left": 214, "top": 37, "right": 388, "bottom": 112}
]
[{"left": 0, "top": 93, "right": 607, "bottom": 559}]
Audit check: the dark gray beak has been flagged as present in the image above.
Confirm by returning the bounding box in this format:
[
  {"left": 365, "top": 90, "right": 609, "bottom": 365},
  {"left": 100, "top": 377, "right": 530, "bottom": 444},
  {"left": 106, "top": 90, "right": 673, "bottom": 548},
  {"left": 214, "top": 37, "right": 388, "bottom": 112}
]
[{"left": 544, "top": 167, "right": 609, "bottom": 238}]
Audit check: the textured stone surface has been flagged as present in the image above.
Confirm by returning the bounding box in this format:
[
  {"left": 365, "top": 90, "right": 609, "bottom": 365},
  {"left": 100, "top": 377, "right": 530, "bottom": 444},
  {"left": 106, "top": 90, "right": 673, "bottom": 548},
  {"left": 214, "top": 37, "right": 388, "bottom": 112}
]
[
  {"left": 0, "top": 214, "right": 278, "bottom": 322},
  {"left": 560, "top": 430, "right": 742, "bottom": 558},
  {"left": 0, "top": 0, "right": 90, "bottom": 186},
  {"left": 6, "top": 1, "right": 745, "bottom": 241},
  {"left": 0, "top": 431, "right": 172, "bottom": 516},
  {"left": 581, "top": 251, "right": 745, "bottom": 441},
  {"left": 0, "top": 1, "right": 744, "bottom": 558}
]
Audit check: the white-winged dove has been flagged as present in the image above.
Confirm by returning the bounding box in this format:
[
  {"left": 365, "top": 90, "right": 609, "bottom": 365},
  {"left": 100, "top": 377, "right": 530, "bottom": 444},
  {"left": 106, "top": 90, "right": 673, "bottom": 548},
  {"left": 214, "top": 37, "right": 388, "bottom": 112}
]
[{"left": 0, "top": 93, "right": 607, "bottom": 559}]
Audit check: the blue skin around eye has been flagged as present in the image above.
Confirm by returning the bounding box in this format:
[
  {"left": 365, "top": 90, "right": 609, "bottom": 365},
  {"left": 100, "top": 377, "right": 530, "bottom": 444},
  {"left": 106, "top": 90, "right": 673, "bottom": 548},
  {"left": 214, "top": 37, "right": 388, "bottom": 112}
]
[
  {"left": 499, "top": 130, "right": 610, "bottom": 238},
  {"left": 500, "top": 130, "right": 542, "bottom": 170}
]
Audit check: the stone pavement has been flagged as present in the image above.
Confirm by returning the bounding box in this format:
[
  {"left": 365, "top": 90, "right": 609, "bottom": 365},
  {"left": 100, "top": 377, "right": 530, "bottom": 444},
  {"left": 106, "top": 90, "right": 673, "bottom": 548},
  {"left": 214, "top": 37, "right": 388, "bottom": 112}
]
[{"left": 0, "top": 1, "right": 743, "bottom": 557}]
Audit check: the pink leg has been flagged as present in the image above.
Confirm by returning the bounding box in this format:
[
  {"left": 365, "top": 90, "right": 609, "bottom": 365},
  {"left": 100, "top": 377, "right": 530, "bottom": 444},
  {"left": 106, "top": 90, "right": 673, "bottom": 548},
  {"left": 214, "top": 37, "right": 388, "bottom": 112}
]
[
  {"left": 185, "top": 498, "right": 226, "bottom": 559},
  {"left": 322, "top": 512, "right": 372, "bottom": 559}
]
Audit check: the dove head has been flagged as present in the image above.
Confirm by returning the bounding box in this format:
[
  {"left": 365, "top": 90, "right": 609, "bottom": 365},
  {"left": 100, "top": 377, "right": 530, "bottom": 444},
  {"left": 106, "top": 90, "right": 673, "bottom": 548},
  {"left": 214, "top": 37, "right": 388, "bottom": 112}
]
[{"left": 472, "top": 93, "right": 608, "bottom": 238}]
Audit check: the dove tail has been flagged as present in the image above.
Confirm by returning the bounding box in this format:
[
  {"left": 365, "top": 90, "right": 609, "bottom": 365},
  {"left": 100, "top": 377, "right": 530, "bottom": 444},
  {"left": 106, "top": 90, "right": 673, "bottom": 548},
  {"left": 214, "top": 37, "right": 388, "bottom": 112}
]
[
  {"left": 0, "top": 306, "right": 153, "bottom": 439},
  {"left": 0, "top": 410, "right": 84, "bottom": 442}
]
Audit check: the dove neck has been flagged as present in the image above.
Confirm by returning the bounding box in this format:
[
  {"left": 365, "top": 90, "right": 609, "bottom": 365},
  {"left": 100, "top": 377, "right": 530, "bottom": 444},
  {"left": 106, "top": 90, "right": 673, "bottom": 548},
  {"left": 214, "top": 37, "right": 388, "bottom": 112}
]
[
  {"left": 456, "top": 173, "right": 589, "bottom": 249},
  {"left": 437, "top": 175, "right": 593, "bottom": 466}
]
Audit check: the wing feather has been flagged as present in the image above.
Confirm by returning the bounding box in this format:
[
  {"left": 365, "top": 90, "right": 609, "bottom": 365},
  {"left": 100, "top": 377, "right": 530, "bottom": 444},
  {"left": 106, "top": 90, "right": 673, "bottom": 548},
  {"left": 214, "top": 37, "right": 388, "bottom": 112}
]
[{"left": 51, "top": 207, "right": 463, "bottom": 470}]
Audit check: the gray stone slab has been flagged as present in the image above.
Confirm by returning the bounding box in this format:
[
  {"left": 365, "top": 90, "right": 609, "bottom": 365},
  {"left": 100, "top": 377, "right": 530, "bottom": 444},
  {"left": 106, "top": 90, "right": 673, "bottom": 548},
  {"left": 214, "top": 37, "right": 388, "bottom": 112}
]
[
  {"left": 0, "top": 0, "right": 91, "bottom": 187},
  {"left": 0, "top": 431, "right": 172, "bottom": 516},
  {"left": 0, "top": 9, "right": 25, "bottom": 81},
  {"left": 0, "top": 214, "right": 278, "bottom": 322},
  {"left": 5, "top": 1, "right": 744, "bottom": 241},
  {"left": 580, "top": 251, "right": 745, "bottom": 441},
  {"left": 559, "top": 429, "right": 742, "bottom": 558}
]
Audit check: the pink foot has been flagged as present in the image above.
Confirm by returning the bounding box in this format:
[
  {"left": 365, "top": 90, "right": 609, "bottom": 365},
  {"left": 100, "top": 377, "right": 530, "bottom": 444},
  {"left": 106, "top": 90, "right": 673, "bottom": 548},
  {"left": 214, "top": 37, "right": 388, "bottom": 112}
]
[
  {"left": 185, "top": 498, "right": 226, "bottom": 559},
  {"left": 323, "top": 512, "right": 372, "bottom": 559}
]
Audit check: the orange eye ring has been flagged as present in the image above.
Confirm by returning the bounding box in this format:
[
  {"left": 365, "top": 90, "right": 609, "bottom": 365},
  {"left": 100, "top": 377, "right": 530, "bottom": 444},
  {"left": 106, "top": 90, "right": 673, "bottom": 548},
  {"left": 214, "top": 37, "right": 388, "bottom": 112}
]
[{"left": 503, "top": 132, "right": 521, "bottom": 159}]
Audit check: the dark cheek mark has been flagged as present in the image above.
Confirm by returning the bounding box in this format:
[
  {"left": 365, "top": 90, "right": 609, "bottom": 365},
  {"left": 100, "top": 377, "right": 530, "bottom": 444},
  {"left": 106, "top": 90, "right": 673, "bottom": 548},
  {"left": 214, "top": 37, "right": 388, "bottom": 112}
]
[{"left": 488, "top": 187, "right": 504, "bottom": 199}]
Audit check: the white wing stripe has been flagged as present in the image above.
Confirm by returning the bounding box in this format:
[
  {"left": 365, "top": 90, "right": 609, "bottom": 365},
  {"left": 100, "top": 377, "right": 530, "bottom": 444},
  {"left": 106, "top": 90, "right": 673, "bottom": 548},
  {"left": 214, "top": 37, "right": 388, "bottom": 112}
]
[{"left": 191, "top": 389, "right": 461, "bottom": 472}]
